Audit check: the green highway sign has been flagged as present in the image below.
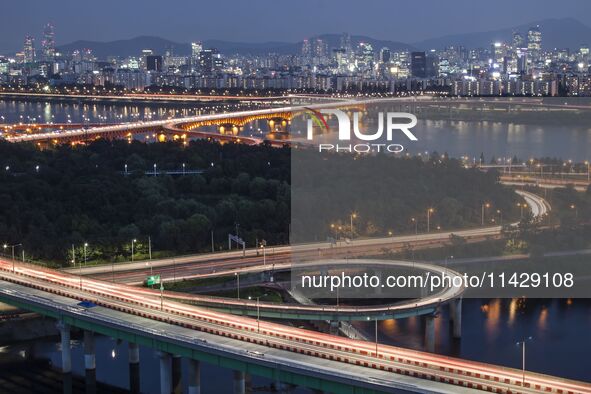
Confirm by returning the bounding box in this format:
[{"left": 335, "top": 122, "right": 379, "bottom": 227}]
[{"left": 146, "top": 275, "right": 161, "bottom": 286}]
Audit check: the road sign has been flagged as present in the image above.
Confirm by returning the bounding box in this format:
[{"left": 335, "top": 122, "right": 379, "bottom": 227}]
[{"left": 146, "top": 275, "right": 161, "bottom": 286}]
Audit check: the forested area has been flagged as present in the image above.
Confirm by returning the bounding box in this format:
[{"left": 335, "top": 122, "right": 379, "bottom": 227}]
[
  {"left": 290, "top": 150, "right": 520, "bottom": 243},
  {"left": 0, "top": 139, "right": 522, "bottom": 265},
  {"left": 0, "top": 140, "right": 290, "bottom": 263}
]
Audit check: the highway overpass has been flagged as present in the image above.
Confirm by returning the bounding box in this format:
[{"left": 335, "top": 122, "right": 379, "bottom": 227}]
[{"left": 0, "top": 259, "right": 589, "bottom": 394}]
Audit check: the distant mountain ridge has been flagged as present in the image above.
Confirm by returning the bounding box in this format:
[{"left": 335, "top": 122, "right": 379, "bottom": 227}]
[
  {"left": 52, "top": 17, "right": 591, "bottom": 59},
  {"left": 56, "top": 34, "right": 415, "bottom": 58},
  {"left": 412, "top": 17, "right": 591, "bottom": 50}
]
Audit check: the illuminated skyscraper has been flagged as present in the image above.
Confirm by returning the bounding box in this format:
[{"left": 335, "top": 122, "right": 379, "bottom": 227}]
[
  {"left": 41, "top": 23, "right": 56, "bottom": 61},
  {"left": 301, "top": 39, "right": 311, "bottom": 57},
  {"left": 23, "top": 36, "right": 35, "bottom": 63},
  {"left": 411, "top": 51, "right": 426, "bottom": 78},
  {"left": 512, "top": 31, "right": 524, "bottom": 48},
  {"left": 527, "top": 25, "right": 542, "bottom": 61}
]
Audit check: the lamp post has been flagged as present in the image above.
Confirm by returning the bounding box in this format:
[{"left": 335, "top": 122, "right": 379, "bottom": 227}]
[
  {"left": 570, "top": 204, "right": 578, "bottom": 220},
  {"left": 411, "top": 217, "right": 418, "bottom": 235},
  {"left": 249, "top": 295, "right": 266, "bottom": 333},
  {"left": 350, "top": 212, "right": 357, "bottom": 238},
  {"left": 517, "top": 202, "right": 527, "bottom": 219},
  {"left": 260, "top": 240, "right": 267, "bottom": 266},
  {"left": 427, "top": 208, "right": 434, "bottom": 233},
  {"left": 3, "top": 243, "right": 22, "bottom": 273},
  {"left": 83, "top": 243, "right": 88, "bottom": 266},
  {"left": 131, "top": 239, "right": 137, "bottom": 262},
  {"left": 235, "top": 272, "right": 240, "bottom": 299},
  {"left": 148, "top": 236, "right": 152, "bottom": 260},
  {"left": 496, "top": 209, "right": 503, "bottom": 226},
  {"left": 517, "top": 336, "right": 533, "bottom": 387},
  {"left": 481, "top": 202, "right": 490, "bottom": 226},
  {"left": 367, "top": 317, "right": 378, "bottom": 357}
]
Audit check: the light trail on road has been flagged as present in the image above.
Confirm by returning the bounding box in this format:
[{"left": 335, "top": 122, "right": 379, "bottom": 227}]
[{"left": 0, "top": 259, "right": 589, "bottom": 393}]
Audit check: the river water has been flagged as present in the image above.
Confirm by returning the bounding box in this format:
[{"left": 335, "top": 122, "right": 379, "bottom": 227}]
[{"left": 2, "top": 99, "right": 591, "bottom": 161}]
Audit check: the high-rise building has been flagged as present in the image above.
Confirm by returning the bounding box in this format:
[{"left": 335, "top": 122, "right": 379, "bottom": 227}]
[
  {"left": 191, "top": 42, "right": 203, "bottom": 58},
  {"left": 146, "top": 55, "right": 163, "bottom": 72},
  {"left": 340, "top": 33, "right": 352, "bottom": 53},
  {"left": 199, "top": 49, "right": 217, "bottom": 74},
  {"left": 301, "top": 39, "right": 312, "bottom": 57},
  {"left": 23, "top": 35, "right": 35, "bottom": 63},
  {"left": 411, "top": 51, "right": 426, "bottom": 78},
  {"left": 512, "top": 32, "right": 524, "bottom": 48},
  {"left": 527, "top": 25, "right": 542, "bottom": 61},
  {"left": 379, "top": 47, "right": 391, "bottom": 63},
  {"left": 314, "top": 39, "right": 328, "bottom": 59},
  {"left": 41, "top": 23, "right": 56, "bottom": 61}
]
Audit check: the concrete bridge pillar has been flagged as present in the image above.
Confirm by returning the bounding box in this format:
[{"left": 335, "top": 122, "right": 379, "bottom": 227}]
[
  {"left": 450, "top": 298, "right": 463, "bottom": 339},
  {"left": 128, "top": 343, "right": 140, "bottom": 393},
  {"left": 424, "top": 315, "right": 436, "bottom": 353},
  {"left": 187, "top": 359, "right": 201, "bottom": 394},
  {"left": 172, "top": 355, "right": 182, "bottom": 394},
  {"left": 245, "top": 372, "right": 252, "bottom": 392},
  {"left": 157, "top": 351, "right": 172, "bottom": 394},
  {"left": 329, "top": 320, "right": 340, "bottom": 336},
  {"left": 83, "top": 330, "right": 96, "bottom": 370},
  {"left": 57, "top": 321, "right": 71, "bottom": 374},
  {"left": 233, "top": 370, "right": 245, "bottom": 394},
  {"left": 83, "top": 330, "right": 97, "bottom": 394}
]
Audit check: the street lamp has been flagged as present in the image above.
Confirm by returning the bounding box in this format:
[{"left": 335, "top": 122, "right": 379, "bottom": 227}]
[
  {"left": 249, "top": 294, "right": 267, "bottom": 333},
  {"left": 496, "top": 209, "right": 503, "bottom": 226},
  {"left": 260, "top": 240, "right": 266, "bottom": 266},
  {"left": 235, "top": 272, "right": 240, "bottom": 299},
  {"left": 481, "top": 202, "right": 491, "bottom": 226},
  {"left": 131, "top": 239, "right": 137, "bottom": 261},
  {"left": 3, "top": 243, "right": 22, "bottom": 273},
  {"left": 367, "top": 316, "right": 378, "bottom": 357},
  {"left": 350, "top": 212, "right": 357, "bottom": 238},
  {"left": 517, "top": 202, "right": 527, "bottom": 219},
  {"left": 83, "top": 243, "right": 88, "bottom": 266},
  {"left": 411, "top": 217, "right": 418, "bottom": 235},
  {"left": 427, "top": 208, "right": 434, "bottom": 233},
  {"left": 516, "top": 336, "right": 533, "bottom": 387},
  {"left": 570, "top": 204, "right": 578, "bottom": 220}
]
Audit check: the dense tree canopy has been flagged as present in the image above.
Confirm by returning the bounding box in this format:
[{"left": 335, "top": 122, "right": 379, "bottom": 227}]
[
  {"left": 0, "top": 139, "right": 521, "bottom": 265},
  {"left": 0, "top": 140, "right": 290, "bottom": 263}
]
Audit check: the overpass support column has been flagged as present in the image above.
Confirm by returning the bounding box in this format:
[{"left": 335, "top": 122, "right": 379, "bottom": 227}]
[
  {"left": 233, "top": 370, "right": 245, "bottom": 394},
  {"left": 187, "top": 359, "right": 201, "bottom": 394},
  {"left": 84, "top": 330, "right": 97, "bottom": 393},
  {"left": 424, "top": 315, "right": 436, "bottom": 353},
  {"left": 172, "top": 355, "right": 182, "bottom": 394},
  {"left": 57, "top": 321, "right": 71, "bottom": 374},
  {"left": 83, "top": 330, "right": 96, "bottom": 370},
  {"left": 128, "top": 343, "right": 141, "bottom": 393},
  {"left": 450, "top": 298, "right": 462, "bottom": 339},
  {"left": 329, "top": 320, "right": 340, "bottom": 336},
  {"left": 157, "top": 351, "right": 172, "bottom": 394}
]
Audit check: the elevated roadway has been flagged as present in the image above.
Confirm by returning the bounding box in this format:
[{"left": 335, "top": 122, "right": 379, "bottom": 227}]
[{"left": 0, "top": 259, "right": 589, "bottom": 394}]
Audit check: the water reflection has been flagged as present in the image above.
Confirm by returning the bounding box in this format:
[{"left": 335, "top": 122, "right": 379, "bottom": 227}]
[{"left": 356, "top": 298, "right": 591, "bottom": 382}]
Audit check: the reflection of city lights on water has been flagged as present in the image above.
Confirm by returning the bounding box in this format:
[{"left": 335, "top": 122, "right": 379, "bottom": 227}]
[{"left": 538, "top": 306, "right": 548, "bottom": 329}]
